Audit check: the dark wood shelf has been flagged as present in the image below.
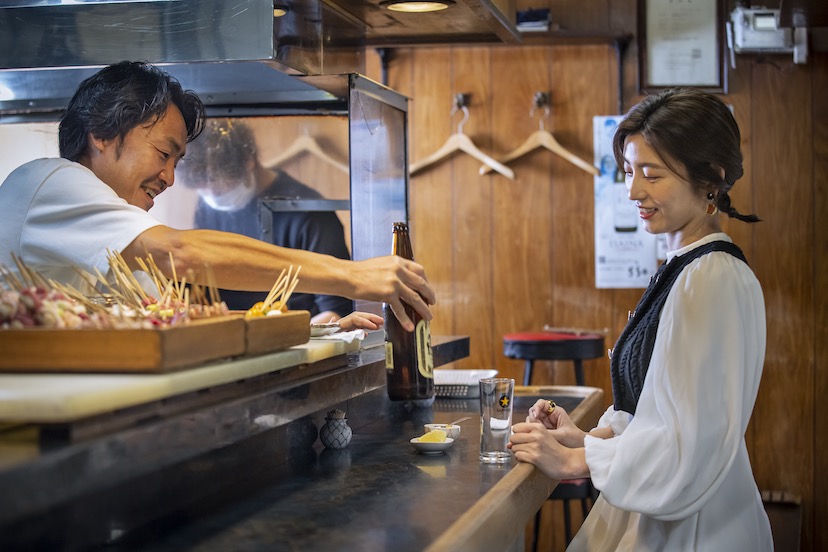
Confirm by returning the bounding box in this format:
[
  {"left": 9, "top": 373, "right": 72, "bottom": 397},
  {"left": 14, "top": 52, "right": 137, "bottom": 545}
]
[{"left": 519, "top": 30, "right": 633, "bottom": 47}]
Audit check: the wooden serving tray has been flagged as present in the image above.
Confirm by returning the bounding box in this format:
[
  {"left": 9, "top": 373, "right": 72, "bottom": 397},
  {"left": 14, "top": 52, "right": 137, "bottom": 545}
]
[
  {"left": 0, "top": 316, "right": 247, "bottom": 373},
  {"left": 241, "top": 310, "right": 311, "bottom": 356}
]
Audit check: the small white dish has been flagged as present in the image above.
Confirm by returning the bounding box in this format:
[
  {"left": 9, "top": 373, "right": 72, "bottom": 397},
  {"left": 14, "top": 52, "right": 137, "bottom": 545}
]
[
  {"left": 410, "top": 437, "right": 454, "bottom": 455},
  {"left": 310, "top": 323, "right": 341, "bottom": 337},
  {"left": 423, "top": 423, "right": 461, "bottom": 440}
]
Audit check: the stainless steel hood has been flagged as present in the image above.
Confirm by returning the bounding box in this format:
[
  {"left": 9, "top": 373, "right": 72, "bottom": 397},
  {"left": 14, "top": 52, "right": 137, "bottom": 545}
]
[
  {"left": 0, "top": 0, "right": 364, "bottom": 118},
  {"left": 0, "top": 61, "right": 353, "bottom": 120},
  {"left": 0, "top": 0, "right": 517, "bottom": 119}
]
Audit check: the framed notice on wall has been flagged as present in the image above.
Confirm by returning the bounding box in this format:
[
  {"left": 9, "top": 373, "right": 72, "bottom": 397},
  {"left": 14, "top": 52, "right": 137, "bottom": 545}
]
[{"left": 638, "top": 0, "right": 727, "bottom": 94}]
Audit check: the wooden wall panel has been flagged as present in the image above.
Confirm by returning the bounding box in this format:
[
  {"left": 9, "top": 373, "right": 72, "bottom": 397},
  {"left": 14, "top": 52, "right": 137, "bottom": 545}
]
[
  {"left": 721, "top": 48, "right": 759, "bottom": 464},
  {"left": 812, "top": 51, "right": 828, "bottom": 552},
  {"left": 750, "top": 59, "right": 814, "bottom": 552},
  {"left": 490, "top": 46, "right": 556, "bottom": 383},
  {"left": 717, "top": 65, "right": 754, "bottom": 260},
  {"left": 407, "top": 49, "right": 456, "bottom": 345},
  {"left": 451, "top": 48, "right": 496, "bottom": 371},
  {"left": 545, "top": 45, "right": 615, "bottom": 388}
]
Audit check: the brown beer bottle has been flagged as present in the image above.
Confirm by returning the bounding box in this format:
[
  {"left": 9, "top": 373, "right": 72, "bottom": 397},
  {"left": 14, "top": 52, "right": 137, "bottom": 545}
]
[{"left": 384, "top": 222, "right": 435, "bottom": 401}]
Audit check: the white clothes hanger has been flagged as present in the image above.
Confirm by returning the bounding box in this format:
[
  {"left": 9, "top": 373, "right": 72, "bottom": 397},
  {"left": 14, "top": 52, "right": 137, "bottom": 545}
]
[
  {"left": 265, "top": 133, "right": 349, "bottom": 174},
  {"left": 410, "top": 95, "right": 515, "bottom": 181},
  {"left": 480, "top": 93, "right": 600, "bottom": 177}
]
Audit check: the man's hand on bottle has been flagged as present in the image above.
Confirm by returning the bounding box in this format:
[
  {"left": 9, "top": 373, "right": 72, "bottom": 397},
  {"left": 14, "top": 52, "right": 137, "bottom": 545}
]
[{"left": 350, "top": 255, "right": 435, "bottom": 332}]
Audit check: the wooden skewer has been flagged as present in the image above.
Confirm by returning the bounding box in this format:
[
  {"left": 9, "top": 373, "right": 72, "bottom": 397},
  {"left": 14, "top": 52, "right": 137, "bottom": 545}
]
[
  {"left": 10, "top": 254, "right": 33, "bottom": 288},
  {"left": 144, "top": 253, "right": 169, "bottom": 298},
  {"left": 264, "top": 267, "right": 290, "bottom": 309},
  {"left": 48, "top": 280, "right": 108, "bottom": 314},
  {"left": 113, "top": 266, "right": 143, "bottom": 306},
  {"left": 135, "top": 257, "right": 164, "bottom": 298},
  {"left": 91, "top": 267, "right": 133, "bottom": 307},
  {"left": 11, "top": 253, "right": 49, "bottom": 289},
  {"left": 209, "top": 265, "right": 222, "bottom": 306},
  {"left": 168, "top": 252, "right": 180, "bottom": 299},
  {"left": 177, "top": 276, "right": 187, "bottom": 303},
  {"left": 192, "top": 281, "right": 205, "bottom": 306},
  {"left": 0, "top": 263, "right": 24, "bottom": 291},
  {"left": 249, "top": 265, "right": 302, "bottom": 314},
  {"left": 160, "top": 280, "right": 176, "bottom": 308},
  {"left": 280, "top": 266, "right": 301, "bottom": 308},
  {"left": 106, "top": 249, "right": 148, "bottom": 302},
  {"left": 72, "top": 268, "right": 101, "bottom": 293},
  {"left": 276, "top": 271, "right": 290, "bottom": 306}
]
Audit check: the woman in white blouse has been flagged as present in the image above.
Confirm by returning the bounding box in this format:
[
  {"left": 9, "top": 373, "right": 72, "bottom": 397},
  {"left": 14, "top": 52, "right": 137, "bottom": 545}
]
[{"left": 509, "top": 89, "right": 773, "bottom": 551}]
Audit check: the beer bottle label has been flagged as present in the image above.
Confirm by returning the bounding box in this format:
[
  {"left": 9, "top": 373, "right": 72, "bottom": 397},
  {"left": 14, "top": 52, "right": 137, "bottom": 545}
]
[
  {"left": 385, "top": 341, "right": 394, "bottom": 371},
  {"left": 415, "top": 319, "right": 434, "bottom": 379}
]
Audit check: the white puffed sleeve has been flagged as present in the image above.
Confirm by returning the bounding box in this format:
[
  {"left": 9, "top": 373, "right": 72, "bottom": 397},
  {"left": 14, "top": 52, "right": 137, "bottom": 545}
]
[{"left": 594, "top": 404, "right": 633, "bottom": 435}]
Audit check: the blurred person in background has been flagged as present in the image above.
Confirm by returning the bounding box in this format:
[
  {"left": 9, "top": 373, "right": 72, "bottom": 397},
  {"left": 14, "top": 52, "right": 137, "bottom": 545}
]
[{"left": 178, "top": 119, "right": 352, "bottom": 323}]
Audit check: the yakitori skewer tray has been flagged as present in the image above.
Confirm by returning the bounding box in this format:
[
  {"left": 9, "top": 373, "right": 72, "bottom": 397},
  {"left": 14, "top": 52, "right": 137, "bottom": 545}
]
[{"left": 0, "top": 316, "right": 248, "bottom": 373}]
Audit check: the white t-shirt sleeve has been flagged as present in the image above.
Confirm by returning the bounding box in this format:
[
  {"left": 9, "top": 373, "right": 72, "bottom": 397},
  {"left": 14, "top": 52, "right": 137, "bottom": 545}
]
[
  {"left": 21, "top": 161, "right": 162, "bottom": 278},
  {"left": 584, "top": 252, "right": 765, "bottom": 520}
]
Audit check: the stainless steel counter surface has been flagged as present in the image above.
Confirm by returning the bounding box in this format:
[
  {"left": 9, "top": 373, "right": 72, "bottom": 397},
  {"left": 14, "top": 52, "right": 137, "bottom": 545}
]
[{"left": 99, "top": 388, "right": 603, "bottom": 552}]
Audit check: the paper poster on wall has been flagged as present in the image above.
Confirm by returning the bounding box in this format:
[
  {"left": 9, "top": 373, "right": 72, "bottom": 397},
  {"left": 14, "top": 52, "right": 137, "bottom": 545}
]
[{"left": 593, "top": 116, "right": 657, "bottom": 289}]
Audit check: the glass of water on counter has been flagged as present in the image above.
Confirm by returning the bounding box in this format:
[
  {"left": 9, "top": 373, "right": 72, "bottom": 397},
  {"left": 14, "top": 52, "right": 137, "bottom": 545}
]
[{"left": 479, "top": 377, "right": 515, "bottom": 463}]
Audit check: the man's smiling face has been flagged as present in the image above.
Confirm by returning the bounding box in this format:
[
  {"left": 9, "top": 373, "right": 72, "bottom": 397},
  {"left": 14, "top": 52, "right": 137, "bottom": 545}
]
[{"left": 91, "top": 104, "right": 187, "bottom": 211}]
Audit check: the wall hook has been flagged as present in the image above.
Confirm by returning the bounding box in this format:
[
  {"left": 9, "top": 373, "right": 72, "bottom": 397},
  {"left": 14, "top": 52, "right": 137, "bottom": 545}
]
[
  {"left": 529, "top": 91, "right": 551, "bottom": 131},
  {"left": 451, "top": 93, "right": 472, "bottom": 134}
]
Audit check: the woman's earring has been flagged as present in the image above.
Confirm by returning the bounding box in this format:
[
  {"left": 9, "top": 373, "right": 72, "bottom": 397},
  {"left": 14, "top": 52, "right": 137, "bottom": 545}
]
[{"left": 706, "top": 191, "right": 718, "bottom": 215}]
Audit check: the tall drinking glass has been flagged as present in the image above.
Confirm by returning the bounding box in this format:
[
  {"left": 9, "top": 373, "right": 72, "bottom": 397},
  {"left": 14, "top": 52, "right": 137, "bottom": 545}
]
[{"left": 479, "top": 377, "right": 515, "bottom": 463}]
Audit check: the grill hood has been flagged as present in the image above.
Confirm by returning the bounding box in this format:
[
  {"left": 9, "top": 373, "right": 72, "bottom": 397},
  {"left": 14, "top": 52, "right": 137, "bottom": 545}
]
[{"left": 0, "top": 0, "right": 517, "bottom": 117}]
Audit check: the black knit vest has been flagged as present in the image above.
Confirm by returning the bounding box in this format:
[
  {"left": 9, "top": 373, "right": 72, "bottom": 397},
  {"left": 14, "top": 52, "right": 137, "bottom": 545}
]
[{"left": 610, "top": 240, "right": 748, "bottom": 414}]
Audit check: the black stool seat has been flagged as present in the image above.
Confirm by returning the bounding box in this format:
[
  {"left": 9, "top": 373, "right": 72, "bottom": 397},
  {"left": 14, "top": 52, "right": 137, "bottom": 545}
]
[{"left": 503, "top": 331, "right": 605, "bottom": 386}]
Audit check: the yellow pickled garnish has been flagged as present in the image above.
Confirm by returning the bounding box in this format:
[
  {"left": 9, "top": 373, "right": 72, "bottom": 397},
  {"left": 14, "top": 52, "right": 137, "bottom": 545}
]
[
  {"left": 419, "top": 429, "right": 447, "bottom": 443},
  {"left": 416, "top": 465, "right": 447, "bottom": 478},
  {"left": 159, "top": 308, "right": 175, "bottom": 318}
]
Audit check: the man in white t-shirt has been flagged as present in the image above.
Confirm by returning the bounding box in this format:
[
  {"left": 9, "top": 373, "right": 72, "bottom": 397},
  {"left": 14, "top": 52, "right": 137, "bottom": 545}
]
[{"left": 0, "top": 61, "right": 433, "bottom": 331}]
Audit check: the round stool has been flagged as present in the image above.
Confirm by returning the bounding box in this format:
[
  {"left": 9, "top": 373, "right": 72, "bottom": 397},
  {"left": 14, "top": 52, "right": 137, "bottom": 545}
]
[{"left": 503, "top": 331, "right": 605, "bottom": 386}]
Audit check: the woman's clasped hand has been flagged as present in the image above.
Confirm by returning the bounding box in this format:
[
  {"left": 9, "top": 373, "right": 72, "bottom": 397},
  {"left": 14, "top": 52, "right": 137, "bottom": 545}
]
[{"left": 508, "top": 399, "right": 590, "bottom": 480}]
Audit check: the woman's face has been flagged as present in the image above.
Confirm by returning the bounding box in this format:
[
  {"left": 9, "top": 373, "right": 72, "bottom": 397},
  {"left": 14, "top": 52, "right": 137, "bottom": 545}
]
[{"left": 623, "top": 134, "right": 718, "bottom": 250}]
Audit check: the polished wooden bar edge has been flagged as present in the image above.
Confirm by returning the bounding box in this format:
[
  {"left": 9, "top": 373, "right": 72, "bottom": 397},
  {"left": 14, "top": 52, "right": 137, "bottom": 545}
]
[{"left": 427, "top": 385, "right": 605, "bottom": 552}]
